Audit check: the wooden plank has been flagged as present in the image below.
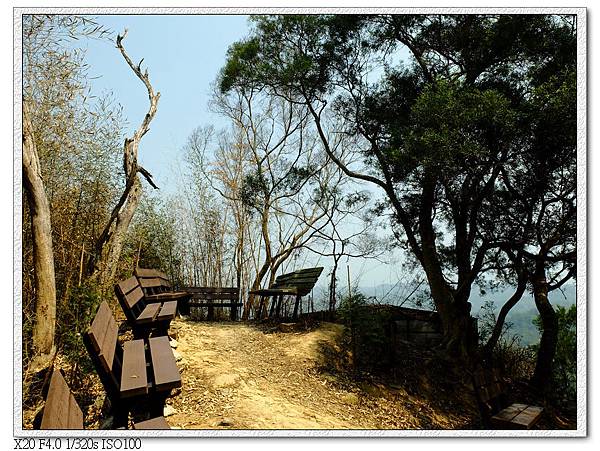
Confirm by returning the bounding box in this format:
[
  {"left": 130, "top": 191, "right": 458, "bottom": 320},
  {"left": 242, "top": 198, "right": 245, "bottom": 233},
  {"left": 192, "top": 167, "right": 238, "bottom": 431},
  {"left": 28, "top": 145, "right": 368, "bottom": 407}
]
[
  {"left": 157, "top": 301, "right": 177, "bottom": 321},
  {"left": 133, "top": 416, "right": 170, "bottom": 429},
  {"left": 118, "top": 276, "right": 139, "bottom": 296},
  {"left": 120, "top": 339, "right": 148, "bottom": 398},
  {"left": 182, "top": 287, "right": 239, "bottom": 294},
  {"left": 99, "top": 313, "right": 118, "bottom": 372},
  {"left": 510, "top": 406, "right": 543, "bottom": 429},
  {"left": 140, "top": 278, "right": 163, "bottom": 289},
  {"left": 145, "top": 291, "right": 190, "bottom": 303},
  {"left": 148, "top": 336, "right": 181, "bottom": 392},
  {"left": 67, "top": 392, "right": 84, "bottom": 429},
  {"left": 136, "top": 303, "right": 161, "bottom": 324},
  {"left": 189, "top": 302, "right": 241, "bottom": 308},
  {"left": 189, "top": 292, "right": 239, "bottom": 300},
  {"left": 88, "top": 302, "right": 111, "bottom": 352},
  {"left": 124, "top": 286, "right": 144, "bottom": 309},
  {"left": 491, "top": 404, "right": 528, "bottom": 427},
  {"left": 135, "top": 268, "right": 162, "bottom": 278},
  {"left": 41, "top": 371, "right": 70, "bottom": 429}
]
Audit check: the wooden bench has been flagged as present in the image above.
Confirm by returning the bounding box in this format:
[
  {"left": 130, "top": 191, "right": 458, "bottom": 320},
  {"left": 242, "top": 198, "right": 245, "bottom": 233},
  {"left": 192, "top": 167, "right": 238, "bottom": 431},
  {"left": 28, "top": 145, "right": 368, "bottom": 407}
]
[
  {"left": 39, "top": 370, "right": 83, "bottom": 429},
  {"left": 115, "top": 275, "right": 178, "bottom": 339},
  {"left": 472, "top": 367, "right": 543, "bottom": 429},
  {"left": 179, "top": 287, "right": 241, "bottom": 321},
  {"left": 135, "top": 268, "right": 192, "bottom": 306},
  {"left": 38, "top": 369, "right": 170, "bottom": 430},
  {"left": 250, "top": 267, "right": 323, "bottom": 320},
  {"left": 83, "top": 301, "right": 181, "bottom": 428}
]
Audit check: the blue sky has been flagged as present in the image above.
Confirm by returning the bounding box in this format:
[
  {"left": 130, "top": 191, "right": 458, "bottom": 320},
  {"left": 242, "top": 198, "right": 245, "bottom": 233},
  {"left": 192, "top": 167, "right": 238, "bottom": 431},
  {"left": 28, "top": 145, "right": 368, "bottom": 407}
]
[{"left": 82, "top": 15, "right": 251, "bottom": 192}]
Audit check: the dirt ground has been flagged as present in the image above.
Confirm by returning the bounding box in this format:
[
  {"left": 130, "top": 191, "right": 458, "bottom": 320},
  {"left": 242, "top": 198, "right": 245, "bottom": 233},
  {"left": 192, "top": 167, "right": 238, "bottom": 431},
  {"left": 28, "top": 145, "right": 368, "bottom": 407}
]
[{"left": 165, "top": 319, "right": 472, "bottom": 430}]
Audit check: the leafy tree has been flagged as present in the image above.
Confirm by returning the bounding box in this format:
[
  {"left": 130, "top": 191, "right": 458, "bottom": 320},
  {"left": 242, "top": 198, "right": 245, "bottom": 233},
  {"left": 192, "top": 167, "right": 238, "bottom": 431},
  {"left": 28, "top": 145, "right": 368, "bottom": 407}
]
[{"left": 219, "top": 14, "right": 576, "bottom": 360}]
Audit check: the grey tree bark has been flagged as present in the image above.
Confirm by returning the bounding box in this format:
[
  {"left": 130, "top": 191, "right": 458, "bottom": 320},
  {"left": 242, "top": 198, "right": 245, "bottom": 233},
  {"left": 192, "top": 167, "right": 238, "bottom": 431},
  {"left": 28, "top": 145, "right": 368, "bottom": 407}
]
[
  {"left": 23, "top": 99, "right": 57, "bottom": 365},
  {"left": 87, "top": 31, "right": 160, "bottom": 289}
]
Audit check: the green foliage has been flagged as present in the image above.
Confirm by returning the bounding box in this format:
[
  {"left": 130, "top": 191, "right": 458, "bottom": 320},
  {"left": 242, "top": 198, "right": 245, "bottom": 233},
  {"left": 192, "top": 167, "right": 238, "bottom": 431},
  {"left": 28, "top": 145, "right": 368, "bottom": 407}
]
[
  {"left": 338, "top": 293, "right": 393, "bottom": 372},
  {"left": 56, "top": 283, "right": 103, "bottom": 373},
  {"left": 533, "top": 304, "right": 576, "bottom": 402}
]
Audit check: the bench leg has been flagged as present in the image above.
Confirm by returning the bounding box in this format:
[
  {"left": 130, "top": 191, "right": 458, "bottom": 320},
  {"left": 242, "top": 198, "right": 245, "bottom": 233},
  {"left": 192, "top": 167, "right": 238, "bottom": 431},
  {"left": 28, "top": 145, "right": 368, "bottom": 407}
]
[
  {"left": 208, "top": 305, "right": 214, "bottom": 321},
  {"left": 230, "top": 303, "right": 238, "bottom": 321},
  {"left": 178, "top": 299, "right": 190, "bottom": 316},
  {"left": 292, "top": 295, "right": 300, "bottom": 320},
  {"left": 268, "top": 296, "right": 277, "bottom": 318},
  {"left": 111, "top": 400, "right": 130, "bottom": 429}
]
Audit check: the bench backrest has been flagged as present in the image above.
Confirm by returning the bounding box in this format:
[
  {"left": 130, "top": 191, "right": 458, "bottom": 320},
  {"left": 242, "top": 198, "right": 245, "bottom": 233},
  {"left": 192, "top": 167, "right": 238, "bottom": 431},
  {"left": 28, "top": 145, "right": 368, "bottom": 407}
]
[
  {"left": 472, "top": 367, "right": 507, "bottom": 416},
  {"left": 272, "top": 267, "right": 324, "bottom": 296},
  {"left": 40, "top": 370, "right": 84, "bottom": 429},
  {"left": 115, "top": 276, "right": 146, "bottom": 323},
  {"left": 182, "top": 286, "right": 239, "bottom": 301},
  {"left": 135, "top": 268, "right": 171, "bottom": 295},
  {"left": 84, "top": 301, "right": 123, "bottom": 399}
]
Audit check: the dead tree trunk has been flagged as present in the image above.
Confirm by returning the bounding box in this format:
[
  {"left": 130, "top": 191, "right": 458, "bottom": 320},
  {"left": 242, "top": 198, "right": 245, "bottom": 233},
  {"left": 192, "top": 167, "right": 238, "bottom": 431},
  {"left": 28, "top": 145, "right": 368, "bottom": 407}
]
[
  {"left": 22, "top": 99, "right": 57, "bottom": 364},
  {"left": 87, "top": 31, "right": 160, "bottom": 289}
]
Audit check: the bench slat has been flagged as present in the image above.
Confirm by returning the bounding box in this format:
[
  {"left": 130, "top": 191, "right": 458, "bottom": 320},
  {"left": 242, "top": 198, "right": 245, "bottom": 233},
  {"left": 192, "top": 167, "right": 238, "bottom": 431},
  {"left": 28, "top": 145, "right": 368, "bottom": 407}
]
[
  {"left": 511, "top": 406, "right": 543, "bottom": 429},
  {"left": 188, "top": 292, "right": 240, "bottom": 300},
  {"left": 182, "top": 287, "right": 239, "bottom": 294},
  {"left": 149, "top": 336, "right": 181, "bottom": 392},
  {"left": 136, "top": 268, "right": 169, "bottom": 281},
  {"left": 133, "top": 416, "right": 170, "bottom": 429},
  {"left": 157, "top": 301, "right": 177, "bottom": 321},
  {"left": 125, "top": 286, "right": 145, "bottom": 309},
  {"left": 68, "top": 392, "right": 84, "bottom": 429},
  {"left": 140, "top": 278, "right": 163, "bottom": 289},
  {"left": 491, "top": 403, "right": 527, "bottom": 424},
  {"left": 89, "top": 302, "right": 112, "bottom": 352},
  {"left": 99, "top": 313, "right": 118, "bottom": 373},
  {"left": 118, "top": 276, "right": 140, "bottom": 296},
  {"left": 146, "top": 292, "right": 190, "bottom": 302},
  {"left": 136, "top": 303, "right": 161, "bottom": 324},
  {"left": 41, "top": 371, "right": 73, "bottom": 429},
  {"left": 120, "top": 339, "right": 148, "bottom": 398}
]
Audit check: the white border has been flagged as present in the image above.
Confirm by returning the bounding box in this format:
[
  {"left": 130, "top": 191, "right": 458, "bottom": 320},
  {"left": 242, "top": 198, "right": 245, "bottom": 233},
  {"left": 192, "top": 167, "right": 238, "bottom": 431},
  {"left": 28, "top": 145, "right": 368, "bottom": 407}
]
[{"left": 13, "top": 6, "right": 587, "bottom": 438}]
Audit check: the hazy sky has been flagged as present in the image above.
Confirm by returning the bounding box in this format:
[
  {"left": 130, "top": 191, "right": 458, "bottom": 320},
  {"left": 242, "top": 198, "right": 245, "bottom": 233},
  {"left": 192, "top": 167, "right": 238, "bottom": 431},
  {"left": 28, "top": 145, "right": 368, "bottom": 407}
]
[
  {"left": 78, "top": 14, "right": 409, "bottom": 289},
  {"left": 83, "top": 14, "right": 251, "bottom": 193}
]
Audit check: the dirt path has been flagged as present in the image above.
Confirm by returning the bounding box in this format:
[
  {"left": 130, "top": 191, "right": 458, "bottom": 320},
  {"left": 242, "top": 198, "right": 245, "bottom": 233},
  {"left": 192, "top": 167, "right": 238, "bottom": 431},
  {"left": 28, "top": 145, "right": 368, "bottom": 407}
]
[{"left": 165, "top": 319, "right": 470, "bottom": 430}]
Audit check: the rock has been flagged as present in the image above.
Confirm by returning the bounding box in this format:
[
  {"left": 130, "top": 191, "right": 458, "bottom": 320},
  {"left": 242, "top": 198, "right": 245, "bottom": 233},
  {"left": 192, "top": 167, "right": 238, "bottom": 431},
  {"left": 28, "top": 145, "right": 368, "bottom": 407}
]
[
  {"left": 173, "top": 350, "right": 183, "bottom": 362},
  {"left": 218, "top": 417, "right": 234, "bottom": 427},
  {"left": 164, "top": 405, "right": 177, "bottom": 417},
  {"left": 170, "top": 339, "right": 179, "bottom": 349}
]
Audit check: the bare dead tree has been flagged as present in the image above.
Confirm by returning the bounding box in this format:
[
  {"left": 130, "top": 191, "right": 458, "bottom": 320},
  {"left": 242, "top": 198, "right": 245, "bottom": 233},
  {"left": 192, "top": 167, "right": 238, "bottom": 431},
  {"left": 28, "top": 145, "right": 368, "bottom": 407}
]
[{"left": 87, "top": 30, "right": 160, "bottom": 288}]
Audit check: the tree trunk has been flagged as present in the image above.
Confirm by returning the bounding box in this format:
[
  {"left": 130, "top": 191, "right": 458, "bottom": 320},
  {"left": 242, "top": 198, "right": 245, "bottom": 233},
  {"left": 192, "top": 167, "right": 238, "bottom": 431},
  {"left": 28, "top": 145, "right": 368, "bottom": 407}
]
[
  {"left": 484, "top": 270, "right": 527, "bottom": 355},
  {"left": 531, "top": 263, "right": 558, "bottom": 394},
  {"left": 23, "top": 100, "right": 57, "bottom": 361},
  {"left": 86, "top": 32, "right": 159, "bottom": 289}
]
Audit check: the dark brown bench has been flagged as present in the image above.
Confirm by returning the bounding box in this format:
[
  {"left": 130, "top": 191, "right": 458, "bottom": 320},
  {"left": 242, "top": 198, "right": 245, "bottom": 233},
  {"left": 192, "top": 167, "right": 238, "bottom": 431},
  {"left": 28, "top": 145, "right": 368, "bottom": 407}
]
[
  {"left": 37, "top": 369, "right": 169, "bottom": 430},
  {"left": 250, "top": 267, "right": 323, "bottom": 320},
  {"left": 179, "top": 287, "right": 241, "bottom": 321},
  {"left": 472, "top": 367, "right": 543, "bottom": 429},
  {"left": 83, "top": 301, "right": 181, "bottom": 428},
  {"left": 135, "top": 268, "right": 192, "bottom": 306},
  {"left": 38, "top": 369, "right": 83, "bottom": 429},
  {"left": 115, "top": 275, "right": 178, "bottom": 339}
]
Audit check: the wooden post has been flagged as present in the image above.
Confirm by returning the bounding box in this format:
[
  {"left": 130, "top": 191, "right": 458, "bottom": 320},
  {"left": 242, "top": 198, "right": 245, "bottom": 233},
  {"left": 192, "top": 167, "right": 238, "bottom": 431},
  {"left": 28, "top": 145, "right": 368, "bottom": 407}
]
[{"left": 292, "top": 295, "right": 300, "bottom": 320}]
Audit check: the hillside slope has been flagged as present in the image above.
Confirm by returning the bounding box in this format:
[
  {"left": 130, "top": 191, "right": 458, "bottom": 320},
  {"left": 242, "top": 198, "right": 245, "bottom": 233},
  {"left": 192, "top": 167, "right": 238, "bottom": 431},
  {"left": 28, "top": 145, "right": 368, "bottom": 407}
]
[{"left": 166, "top": 320, "right": 476, "bottom": 429}]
